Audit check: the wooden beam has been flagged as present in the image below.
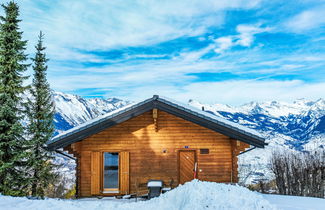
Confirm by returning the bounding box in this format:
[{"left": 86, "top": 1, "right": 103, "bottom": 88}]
[
  {"left": 230, "top": 139, "right": 238, "bottom": 183},
  {"left": 152, "top": 108, "right": 158, "bottom": 132}
]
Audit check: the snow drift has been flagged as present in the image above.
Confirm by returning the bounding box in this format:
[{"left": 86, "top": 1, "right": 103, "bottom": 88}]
[{"left": 0, "top": 180, "right": 276, "bottom": 210}]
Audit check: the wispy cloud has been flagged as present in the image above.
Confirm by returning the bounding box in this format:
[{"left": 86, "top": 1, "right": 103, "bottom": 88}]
[
  {"left": 284, "top": 6, "right": 325, "bottom": 32},
  {"left": 18, "top": 0, "right": 261, "bottom": 53},
  {"left": 214, "top": 37, "right": 233, "bottom": 53},
  {"left": 214, "top": 24, "right": 271, "bottom": 53},
  {"left": 6, "top": 0, "right": 324, "bottom": 104},
  {"left": 179, "top": 80, "right": 325, "bottom": 104},
  {"left": 103, "top": 80, "right": 325, "bottom": 105}
]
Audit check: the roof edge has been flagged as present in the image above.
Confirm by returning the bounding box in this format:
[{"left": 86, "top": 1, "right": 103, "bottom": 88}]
[{"left": 47, "top": 95, "right": 266, "bottom": 150}]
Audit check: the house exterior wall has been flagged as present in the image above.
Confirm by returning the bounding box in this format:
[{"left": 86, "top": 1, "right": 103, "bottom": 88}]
[{"left": 66, "top": 110, "right": 249, "bottom": 197}]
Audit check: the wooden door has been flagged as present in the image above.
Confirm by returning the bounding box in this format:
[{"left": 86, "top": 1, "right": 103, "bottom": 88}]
[{"left": 179, "top": 150, "right": 196, "bottom": 184}]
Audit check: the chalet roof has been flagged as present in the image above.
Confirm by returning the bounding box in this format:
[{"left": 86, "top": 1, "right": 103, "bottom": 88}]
[{"left": 46, "top": 95, "right": 267, "bottom": 150}]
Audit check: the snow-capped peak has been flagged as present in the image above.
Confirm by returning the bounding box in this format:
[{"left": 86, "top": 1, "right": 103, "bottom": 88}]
[
  {"left": 53, "top": 92, "right": 130, "bottom": 133},
  {"left": 190, "top": 98, "right": 324, "bottom": 118}
]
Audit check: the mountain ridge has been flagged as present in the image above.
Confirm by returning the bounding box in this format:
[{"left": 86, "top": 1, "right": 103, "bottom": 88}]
[{"left": 188, "top": 98, "right": 325, "bottom": 150}]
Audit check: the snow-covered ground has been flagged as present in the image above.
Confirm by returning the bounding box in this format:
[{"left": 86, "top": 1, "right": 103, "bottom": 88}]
[
  {"left": 262, "top": 194, "right": 325, "bottom": 210},
  {"left": 0, "top": 180, "right": 324, "bottom": 210}
]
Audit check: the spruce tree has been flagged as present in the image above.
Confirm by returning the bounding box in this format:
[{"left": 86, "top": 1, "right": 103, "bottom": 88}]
[
  {"left": 0, "top": 1, "right": 30, "bottom": 196},
  {"left": 26, "top": 31, "right": 56, "bottom": 197}
]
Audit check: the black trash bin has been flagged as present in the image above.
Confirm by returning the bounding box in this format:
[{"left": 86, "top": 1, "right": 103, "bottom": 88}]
[{"left": 147, "top": 180, "right": 163, "bottom": 199}]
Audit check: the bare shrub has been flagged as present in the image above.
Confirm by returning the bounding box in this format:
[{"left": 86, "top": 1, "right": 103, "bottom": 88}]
[
  {"left": 269, "top": 149, "right": 325, "bottom": 198},
  {"left": 247, "top": 180, "right": 277, "bottom": 194}
]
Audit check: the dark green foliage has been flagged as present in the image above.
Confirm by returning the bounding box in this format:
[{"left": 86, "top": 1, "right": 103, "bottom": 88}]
[
  {"left": 0, "top": 1, "right": 30, "bottom": 196},
  {"left": 26, "top": 31, "right": 57, "bottom": 197}
]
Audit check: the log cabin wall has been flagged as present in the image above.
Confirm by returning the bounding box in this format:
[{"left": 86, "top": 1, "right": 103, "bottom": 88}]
[{"left": 66, "top": 110, "right": 249, "bottom": 197}]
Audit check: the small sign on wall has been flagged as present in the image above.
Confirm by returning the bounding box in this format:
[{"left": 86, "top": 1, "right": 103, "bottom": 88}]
[
  {"left": 200, "top": 149, "right": 209, "bottom": 154},
  {"left": 184, "top": 146, "right": 189, "bottom": 148}
]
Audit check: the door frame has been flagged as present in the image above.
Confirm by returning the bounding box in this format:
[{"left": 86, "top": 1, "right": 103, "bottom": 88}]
[
  {"left": 177, "top": 149, "right": 197, "bottom": 184},
  {"left": 101, "top": 152, "right": 120, "bottom": 193}
]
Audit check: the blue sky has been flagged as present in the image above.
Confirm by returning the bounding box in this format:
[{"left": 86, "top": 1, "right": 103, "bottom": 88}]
[{"left": 7, "top": 0, "right": 325, "bottom": 104}]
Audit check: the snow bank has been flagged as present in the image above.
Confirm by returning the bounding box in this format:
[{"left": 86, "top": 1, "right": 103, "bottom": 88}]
[
  {"left": 0, "top": 180, "right": 276, "bottom": 210},
  {"left": 133, "top": 180, "right": 276, "bottom": 210}
]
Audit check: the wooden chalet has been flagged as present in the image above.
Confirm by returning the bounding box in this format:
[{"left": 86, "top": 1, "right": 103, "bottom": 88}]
[{"left": 47, "top": 95, "right": 266, "bottom": 197}]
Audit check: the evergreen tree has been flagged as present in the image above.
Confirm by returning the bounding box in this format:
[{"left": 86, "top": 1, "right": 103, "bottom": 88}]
[
  {"left": 26, "top": 31, "right": 57, "bottom": 197},
  {"left": 0, "top": 1, "right": 30, "bottom": 196}
]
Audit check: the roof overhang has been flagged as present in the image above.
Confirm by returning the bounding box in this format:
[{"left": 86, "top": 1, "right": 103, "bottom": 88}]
[{"left": 47, "top": 95, "right": 267, "bottom": 150}]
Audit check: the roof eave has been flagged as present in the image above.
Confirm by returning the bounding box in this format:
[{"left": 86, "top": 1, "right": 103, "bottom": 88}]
[{"left": 47, "top": 95, "right": 266, "bottom": 150}]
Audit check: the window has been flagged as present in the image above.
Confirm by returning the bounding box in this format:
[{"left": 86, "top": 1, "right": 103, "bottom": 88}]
[{"left": 103, "top": 152, "right": 119, "bottom": 191}]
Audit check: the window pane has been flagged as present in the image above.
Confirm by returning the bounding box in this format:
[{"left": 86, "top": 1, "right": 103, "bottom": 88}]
[{"left": 103, "top": 152, "right": 119, "bottom": 189}]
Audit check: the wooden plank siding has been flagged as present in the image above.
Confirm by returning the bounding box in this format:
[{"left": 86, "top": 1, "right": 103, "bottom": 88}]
[{"left": 65, "top": 110, "right": 249, "bottom": 197}]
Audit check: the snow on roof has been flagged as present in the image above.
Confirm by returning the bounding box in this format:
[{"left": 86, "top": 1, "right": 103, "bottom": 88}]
[{"left": 49, "top": 95, "right": 264, "bottom": 146}]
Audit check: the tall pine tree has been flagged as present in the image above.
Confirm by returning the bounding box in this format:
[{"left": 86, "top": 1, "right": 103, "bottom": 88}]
[
  {"left": 26, "top": 31, "right": 57, "bottom": 197},
  {"left": 0, "top": 1, "right": 30, "bottom": 196}
]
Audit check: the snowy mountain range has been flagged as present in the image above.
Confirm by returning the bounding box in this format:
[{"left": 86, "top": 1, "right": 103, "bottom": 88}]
[
  {"left": 53, "top": 92, "right": 129, "bottom": 134},
  {"left": 52, "top": 92, "right": 324, "bottom": 184},
  {"left": 189, "top": 98, "right": 325, "bottom": 151}
]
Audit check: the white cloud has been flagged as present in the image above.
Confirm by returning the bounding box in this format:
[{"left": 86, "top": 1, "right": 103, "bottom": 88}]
[
  {"left": 45, "top": 39, "right": 324, "bottom": 99},
  {"left": 214, "top": 36, "right": 233, "bottom": 53},
  {"left": 212, "top": 24, "right": 270, "bottom": 53},
  {"left": 114, "top": 80, "right": 325, "bottom": 105},
  {"left": 235, "top": 24, "right": 271, "bottom": 47},
  {"left": 179, "top": 44, "right": 217, "bottom": 61},
  {"left": 17, "top": 0, "right": 261, "bottom": 59},
  {"left": 47, "top": 48, "right": 325, "bottom": 105},
  {"left": 184, "top": 24, "right": 271, "bottom": 55},
  {"left": 285, "top": 6, "right": 325, "bottom": 32},
  {"left": 9, "top": 0, "right": 324, "bottom": 105}
]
